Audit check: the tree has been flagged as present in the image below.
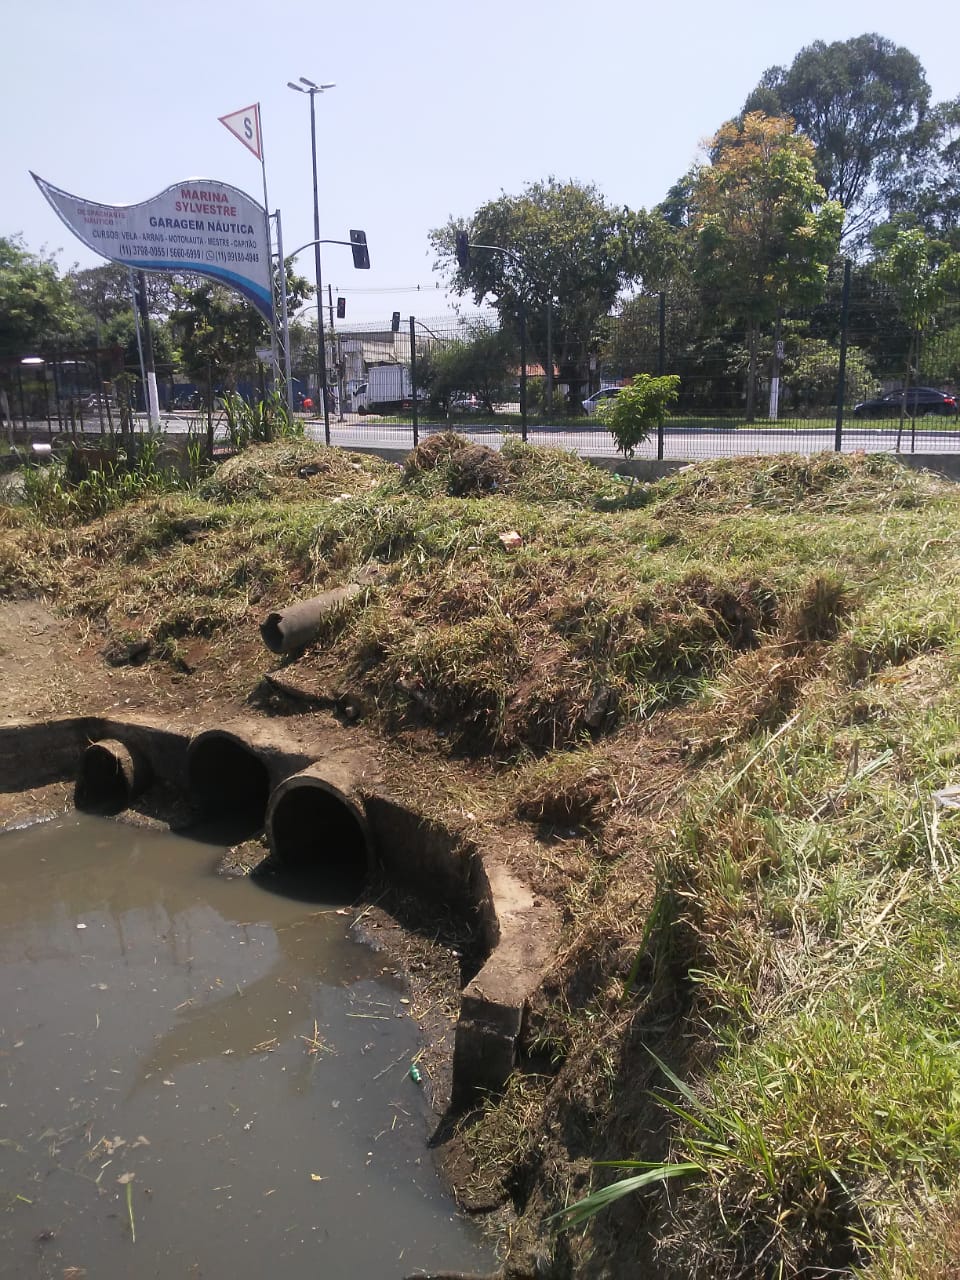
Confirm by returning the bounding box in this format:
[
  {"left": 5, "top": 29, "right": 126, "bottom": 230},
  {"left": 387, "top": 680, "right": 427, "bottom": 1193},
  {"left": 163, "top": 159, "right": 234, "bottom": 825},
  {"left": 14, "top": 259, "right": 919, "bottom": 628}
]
[
  {"left": 101, "top": 309, "right": 175, "bottom": 375},
  {"left": 885, "top": 96, "right": 960, "bottom": 249},
  {"left": 426, "top": 323, "right": 516, "bottom": 413},
  {"left": 596, "top": 373, "right": 679, "bottom": 484},
  {"left": 874, "top": 228, "right": 960, "bottom": 447},
  {"left": 170, "top": 260, "right": 310, "bottom": 393},
  {"left": 0, "top": 235, "right": 80, "bottom": 359},
  {"left": 430, "top": 179, "right": 665, "bottom": 410},
  {"left": 743, "top": 34, "right": 931, "bottom": 244},
  {"left": 67, "top": 263, "right": 181, "bottom": 333},
  {"left": 690, "top": 113, "right": 843, "bottom": 419},
  {"left": 780, "top": 333, "right": 875, "bottom": 415}
]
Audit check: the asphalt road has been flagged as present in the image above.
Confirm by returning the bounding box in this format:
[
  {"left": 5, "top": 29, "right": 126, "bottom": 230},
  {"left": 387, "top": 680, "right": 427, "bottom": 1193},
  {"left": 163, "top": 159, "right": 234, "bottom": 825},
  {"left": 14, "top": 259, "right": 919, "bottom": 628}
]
[
  {"left": 11, "top": 413, "right": 960, "bottom": 462},
  {"left": 313, "top": 417, "right": 960, "bottom": 460}
]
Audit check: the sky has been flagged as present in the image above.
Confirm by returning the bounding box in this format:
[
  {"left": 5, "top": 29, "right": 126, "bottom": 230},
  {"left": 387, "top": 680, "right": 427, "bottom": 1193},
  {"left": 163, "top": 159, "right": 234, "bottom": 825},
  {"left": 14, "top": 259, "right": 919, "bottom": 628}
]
[{"left": 4, "top": 0, "right": 959, "bottom": 325}]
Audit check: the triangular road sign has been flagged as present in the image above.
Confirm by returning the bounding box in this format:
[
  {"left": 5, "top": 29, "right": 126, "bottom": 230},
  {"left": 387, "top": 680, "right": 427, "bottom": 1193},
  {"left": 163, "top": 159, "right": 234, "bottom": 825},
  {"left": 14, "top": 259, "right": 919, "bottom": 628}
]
[{"left": 219, "top": 103, "right": 262, "bottom": 161}]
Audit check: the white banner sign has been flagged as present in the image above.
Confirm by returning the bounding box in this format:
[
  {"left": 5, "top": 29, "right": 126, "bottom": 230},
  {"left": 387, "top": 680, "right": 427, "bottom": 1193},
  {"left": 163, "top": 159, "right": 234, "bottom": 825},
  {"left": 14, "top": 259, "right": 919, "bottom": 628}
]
[{"left": 32, "top": 172, "right": 273, "bottom": 322}]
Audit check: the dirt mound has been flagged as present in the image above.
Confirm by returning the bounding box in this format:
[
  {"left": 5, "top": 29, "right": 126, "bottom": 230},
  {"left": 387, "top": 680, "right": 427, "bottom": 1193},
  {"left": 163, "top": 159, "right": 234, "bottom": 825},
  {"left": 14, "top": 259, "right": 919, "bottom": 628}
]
[{"left": 403, "top": 431, "right": 471, "bottom": 476}]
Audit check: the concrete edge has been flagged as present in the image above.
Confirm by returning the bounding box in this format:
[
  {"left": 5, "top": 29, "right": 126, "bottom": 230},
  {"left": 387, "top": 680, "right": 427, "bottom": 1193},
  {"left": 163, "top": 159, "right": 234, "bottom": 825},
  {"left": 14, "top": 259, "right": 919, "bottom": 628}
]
[{"left": 1, "top": 714, "right": 560, "bottom": 1104}]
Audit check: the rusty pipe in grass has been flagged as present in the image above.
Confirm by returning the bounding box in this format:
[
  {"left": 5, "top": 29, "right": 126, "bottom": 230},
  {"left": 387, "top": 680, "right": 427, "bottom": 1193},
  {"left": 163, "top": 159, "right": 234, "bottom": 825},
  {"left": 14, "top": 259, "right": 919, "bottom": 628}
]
[
  {"left": 259, "top": 582, "right": 364, "bottom": 655},
  {"left": 260, "top": 566, "right": 381, "bottom": 656}
]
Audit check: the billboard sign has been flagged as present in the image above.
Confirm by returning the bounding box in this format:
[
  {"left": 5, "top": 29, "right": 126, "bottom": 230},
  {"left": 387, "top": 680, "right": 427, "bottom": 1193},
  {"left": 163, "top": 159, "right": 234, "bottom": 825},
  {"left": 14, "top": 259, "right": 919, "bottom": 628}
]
[{"left": 32, "top": 173, "right": 273, "bottom": 322}]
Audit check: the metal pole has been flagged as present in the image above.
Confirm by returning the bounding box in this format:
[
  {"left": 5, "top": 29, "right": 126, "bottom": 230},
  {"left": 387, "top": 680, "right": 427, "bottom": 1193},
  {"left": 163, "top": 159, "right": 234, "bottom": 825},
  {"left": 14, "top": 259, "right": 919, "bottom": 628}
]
[
  {"left": 135, "top": 271, "right": 161, "bottom": 427},
  {"left": 520, "top": 300, "right": 527, "bottom": 444},
  {"left": 328, "top": 284, "right": 344, "bottom": 421},
  {"left": 129, "top": 269, "right": 148, "bottom": 419},
  {"left": 545, "top": 300, "right": 553, "bottom": 419},
  {"left": 309, "top": 90, "right": 331, "bottom": 446},
  {"left": 834, "top": 259, "right": 851, "bottom": 453},
  {"left": 769, "top": 310, "right": 782, "bottom": 421},
  {"left": 256, "top": 104, "right": 281, "bottom": 391},
  {"left": 52, "top": 351, "right": 63, "bottom": 432},
  {"left": 274, "top": 209, "right": 295, "bottom": 421},
  {"left": 658, "top": 291, "right": 666, "bottom": 375},
  {"left": 16, "top": 364, "right": 27, "bottom": 434},
  {"left": 409, "top": 316, "right": 420, "bottom": 449},
  {"left": 41, "top": 362, "right": 52, "bottom": 439}
]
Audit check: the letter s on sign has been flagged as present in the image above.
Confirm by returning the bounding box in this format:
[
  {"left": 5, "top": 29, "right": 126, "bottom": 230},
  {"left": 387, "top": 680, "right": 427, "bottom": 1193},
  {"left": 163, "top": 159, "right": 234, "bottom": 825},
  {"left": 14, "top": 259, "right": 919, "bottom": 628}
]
[{"left": 244, "top": 117, "right": 253, "bottom": 141}]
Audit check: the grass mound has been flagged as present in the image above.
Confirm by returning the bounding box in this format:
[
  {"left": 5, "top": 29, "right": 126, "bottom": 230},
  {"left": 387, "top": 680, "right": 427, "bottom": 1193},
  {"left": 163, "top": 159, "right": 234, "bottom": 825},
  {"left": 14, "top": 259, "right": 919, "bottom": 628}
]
[
  {"left": 200, "top": 440, "right": 388, "bottom": 501},
  {"left": 653, "top": 450, "right": 945, "bottom": 515},
  {"left": 403, "top": 432, "right": 624, "bottom": 506}
]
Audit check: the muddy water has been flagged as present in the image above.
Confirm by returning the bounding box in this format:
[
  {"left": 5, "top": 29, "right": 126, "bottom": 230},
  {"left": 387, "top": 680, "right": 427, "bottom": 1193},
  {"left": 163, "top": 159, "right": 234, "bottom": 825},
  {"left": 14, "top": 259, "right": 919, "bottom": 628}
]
[{"left": 0, "top": 813, "right": 494, "bottom": 1278}]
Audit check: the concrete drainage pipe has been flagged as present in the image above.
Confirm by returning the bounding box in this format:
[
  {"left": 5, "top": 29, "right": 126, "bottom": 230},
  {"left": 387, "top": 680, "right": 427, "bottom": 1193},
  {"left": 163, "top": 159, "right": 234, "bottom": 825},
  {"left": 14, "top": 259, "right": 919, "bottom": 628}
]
[
  {"left": 259, "top": 583, "right": 363, "bottom": 656},
  {"left": 266, "top": 764, "right": 372, "bottom": 901},
  {"left": 75, "top": 738, "right": 151, "bottom": 814},
  {"left": 186, "top": 730, "right": 272, "bottom": 829}
]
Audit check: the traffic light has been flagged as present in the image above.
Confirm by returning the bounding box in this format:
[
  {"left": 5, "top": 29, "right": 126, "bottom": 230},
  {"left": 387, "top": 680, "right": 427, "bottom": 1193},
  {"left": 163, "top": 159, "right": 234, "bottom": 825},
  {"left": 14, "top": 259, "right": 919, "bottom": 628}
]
[
  {"left": 336, "top": 296, "right": 346, "bottom": 319},
  {"left": 349, "top": 229, "right": 370, "bottom": 270},
  {"left": 455, "top": 229, "right": 470, "bottom": 270},
  {"left": 391, "top": 311, "right": 401, "bottom": 333}
]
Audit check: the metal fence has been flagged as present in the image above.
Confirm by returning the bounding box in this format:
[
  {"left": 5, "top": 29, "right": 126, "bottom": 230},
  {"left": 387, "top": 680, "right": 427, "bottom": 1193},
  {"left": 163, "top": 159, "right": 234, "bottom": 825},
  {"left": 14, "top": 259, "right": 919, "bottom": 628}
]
[
  {"left": 313, "top": 267, "right": 960, "bottom": 460},
  {"left": 4, "top": 267, "right": 959, "bottom": 465}
]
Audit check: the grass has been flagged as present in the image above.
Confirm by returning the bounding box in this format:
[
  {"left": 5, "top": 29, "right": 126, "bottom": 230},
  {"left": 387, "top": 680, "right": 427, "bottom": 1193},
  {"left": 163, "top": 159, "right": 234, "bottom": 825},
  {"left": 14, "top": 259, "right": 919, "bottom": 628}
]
[{"left": 4, "top": 437, "right": 960, "bottom": 1275}]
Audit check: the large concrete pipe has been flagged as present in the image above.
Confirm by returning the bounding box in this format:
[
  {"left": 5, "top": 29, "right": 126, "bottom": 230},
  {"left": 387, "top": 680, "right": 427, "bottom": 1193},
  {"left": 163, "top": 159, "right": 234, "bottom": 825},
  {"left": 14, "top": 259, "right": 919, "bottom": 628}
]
[
  {"left": 266, "top": 764, "right": 372, "bottom": 900},
  {"left": 186, "top": 729, "right": 272, "bottom": 835},
  {"left": 75, "top": 738, "right": 151, "bottom": 814},
  {"left": 260, "top": 583, "right": 363, "bottom": 656}
]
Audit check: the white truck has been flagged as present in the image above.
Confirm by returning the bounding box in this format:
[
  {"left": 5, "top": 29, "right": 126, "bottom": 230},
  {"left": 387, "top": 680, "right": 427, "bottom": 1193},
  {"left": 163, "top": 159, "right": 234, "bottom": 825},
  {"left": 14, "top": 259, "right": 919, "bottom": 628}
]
[{"left": 352, "top": 365, "right": 415, "bottom": 414}]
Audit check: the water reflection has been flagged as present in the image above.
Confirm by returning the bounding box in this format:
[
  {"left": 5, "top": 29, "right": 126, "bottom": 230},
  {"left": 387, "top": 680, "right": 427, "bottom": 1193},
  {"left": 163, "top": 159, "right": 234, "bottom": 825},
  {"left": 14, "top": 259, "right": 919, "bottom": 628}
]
[{"left": 0, "top": 812, "right": 493, "bottom": 1279}]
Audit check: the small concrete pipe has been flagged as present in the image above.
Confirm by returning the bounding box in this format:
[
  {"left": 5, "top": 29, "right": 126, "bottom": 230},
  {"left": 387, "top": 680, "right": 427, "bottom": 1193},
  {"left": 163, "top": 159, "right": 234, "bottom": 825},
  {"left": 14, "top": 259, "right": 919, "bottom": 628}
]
[
  {"left": 266, "top": 763, "right": 372, "bottom": 899},
  {"left": 186, "top": 728, "right": 273, "bottom": 824},
  {"left": 260, "top": 583, "right": 363, "bottom": 655},
  {"left": 75, "top": 738, "right": 150, "bottom": 813}
]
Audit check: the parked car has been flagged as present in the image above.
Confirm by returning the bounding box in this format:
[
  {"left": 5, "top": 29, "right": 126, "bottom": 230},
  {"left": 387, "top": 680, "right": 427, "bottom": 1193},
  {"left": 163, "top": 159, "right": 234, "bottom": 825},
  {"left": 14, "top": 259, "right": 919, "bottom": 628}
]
[
  {"left": 852, "top": 387, "right": 958, "bottom": 418},
  {"left": 582, "top": 387, "right": 621, "bottom": 415},
  {"left": 77, "top": 394, "right": 115, "bottom": 417},
  {"left": 449, "top": 393, "right": 482, "bottom": 413}
]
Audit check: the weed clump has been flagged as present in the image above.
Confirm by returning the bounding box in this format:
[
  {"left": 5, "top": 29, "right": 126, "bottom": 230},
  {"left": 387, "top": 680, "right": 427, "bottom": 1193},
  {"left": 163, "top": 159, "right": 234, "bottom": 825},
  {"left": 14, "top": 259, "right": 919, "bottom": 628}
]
[
  {"left": 515, "top": 752, "right": 618, "bottom": 828},
  {"left": 652, "top": 450, "right": 946, "bottom": 516}
]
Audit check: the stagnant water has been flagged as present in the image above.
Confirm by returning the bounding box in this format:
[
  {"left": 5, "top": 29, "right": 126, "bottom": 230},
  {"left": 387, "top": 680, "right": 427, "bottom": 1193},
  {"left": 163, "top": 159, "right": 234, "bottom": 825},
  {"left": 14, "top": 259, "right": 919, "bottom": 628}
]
[{"left": 0, "top": 812, "right": 495, "bottom": 1278}]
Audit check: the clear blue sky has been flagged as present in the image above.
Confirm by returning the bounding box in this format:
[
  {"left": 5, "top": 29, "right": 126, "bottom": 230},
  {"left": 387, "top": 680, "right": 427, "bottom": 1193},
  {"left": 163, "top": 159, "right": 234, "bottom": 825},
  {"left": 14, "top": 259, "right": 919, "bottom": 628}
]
[{"left": 5, "top": 0, "right": 958, "bottom": 323}]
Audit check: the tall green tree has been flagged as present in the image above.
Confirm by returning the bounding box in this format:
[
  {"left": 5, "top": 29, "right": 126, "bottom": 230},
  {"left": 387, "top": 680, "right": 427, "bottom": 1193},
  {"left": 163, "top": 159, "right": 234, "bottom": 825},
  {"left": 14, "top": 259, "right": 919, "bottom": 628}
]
[
  {"left": 430, "top": 179, "right": 667, "bottom": 409},
  {"left": 170, "top": 261, "right": 310, "bottom": 392},
  {"left": 68, "top": 263, "right": 182, "bottom": 346},
  {"left": 744, "top": 34, "right": 931, "bottom": 244},
  {"left": 0, "top": 235, "right": 79, "bottom": 359},
  {"left": 427, "top": 323, "right": 516, "bottom": 413},
  {"left": 690, "top": 113, "right": 843, "bottom": 420},
  {"left": 874, "top": 228, "right": 960, "bottom": 446},
  {"left": 885, "top": 96, "right": 960, "bottom": 249}
]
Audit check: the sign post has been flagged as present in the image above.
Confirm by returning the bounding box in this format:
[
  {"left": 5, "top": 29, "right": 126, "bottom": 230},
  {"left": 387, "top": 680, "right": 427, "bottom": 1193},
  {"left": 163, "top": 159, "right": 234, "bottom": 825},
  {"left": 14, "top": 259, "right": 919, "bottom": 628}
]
[{"left": 218, "top": 104, "right": 282, "bottom": 398}]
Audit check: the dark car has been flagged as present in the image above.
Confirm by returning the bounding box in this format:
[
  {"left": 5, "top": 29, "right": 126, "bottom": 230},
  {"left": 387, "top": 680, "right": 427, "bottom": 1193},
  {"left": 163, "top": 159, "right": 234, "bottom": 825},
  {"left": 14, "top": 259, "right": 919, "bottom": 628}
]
[{"left": 852, "top": 387, "right": 958, "bottom": 418}]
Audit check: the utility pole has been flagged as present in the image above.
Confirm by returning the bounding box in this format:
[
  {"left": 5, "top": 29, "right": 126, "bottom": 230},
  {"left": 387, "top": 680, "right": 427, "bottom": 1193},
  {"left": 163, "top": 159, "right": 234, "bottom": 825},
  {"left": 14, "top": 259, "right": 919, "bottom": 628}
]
[{"left": 135, "top": 271, "right": 161, "bottom": 427}]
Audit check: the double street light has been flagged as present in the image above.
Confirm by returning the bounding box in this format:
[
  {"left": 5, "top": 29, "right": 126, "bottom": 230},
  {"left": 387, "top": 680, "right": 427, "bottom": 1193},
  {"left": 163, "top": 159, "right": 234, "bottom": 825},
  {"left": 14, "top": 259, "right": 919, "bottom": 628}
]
[
  {"left": 455, "top": 232, "right": 554, "bottom": 442},
  {"left": 287, "top": 76, "right": 335, "bottom": 442}
]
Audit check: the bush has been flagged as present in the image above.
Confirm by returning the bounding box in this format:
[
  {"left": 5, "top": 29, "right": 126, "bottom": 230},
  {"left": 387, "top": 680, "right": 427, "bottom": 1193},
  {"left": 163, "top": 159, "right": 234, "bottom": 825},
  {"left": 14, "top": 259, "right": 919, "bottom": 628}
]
[{"left": 597, "top": 373, "right": 680, "bottom": 464}]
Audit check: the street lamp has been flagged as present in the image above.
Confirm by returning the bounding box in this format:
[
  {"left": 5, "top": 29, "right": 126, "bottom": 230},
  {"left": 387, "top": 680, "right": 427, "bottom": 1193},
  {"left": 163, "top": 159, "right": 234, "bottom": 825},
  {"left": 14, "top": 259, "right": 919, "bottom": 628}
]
[
  {"left": 456, "top": 237, "right": 555, "bottom": 442},
  {"left": 288, "top": 76, "right": 336, "bottom": 444}
]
